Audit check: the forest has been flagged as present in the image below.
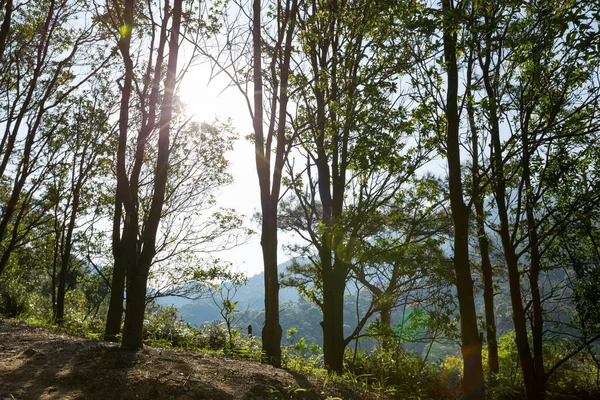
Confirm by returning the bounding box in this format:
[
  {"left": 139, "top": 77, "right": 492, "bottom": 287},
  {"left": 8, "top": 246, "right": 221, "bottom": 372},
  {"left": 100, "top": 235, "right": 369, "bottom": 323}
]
[{"left": 0, "top": 0, "right": 599, "bottom": 399}]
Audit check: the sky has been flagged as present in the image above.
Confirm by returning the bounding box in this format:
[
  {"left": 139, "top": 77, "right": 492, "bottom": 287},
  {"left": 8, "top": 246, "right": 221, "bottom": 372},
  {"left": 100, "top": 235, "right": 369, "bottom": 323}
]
[
  {"left": 179, "top": 65, "right": 293, "bottom": 278},
  {"left": 177, "top": 63, "right": 448, "bottom": 279}
]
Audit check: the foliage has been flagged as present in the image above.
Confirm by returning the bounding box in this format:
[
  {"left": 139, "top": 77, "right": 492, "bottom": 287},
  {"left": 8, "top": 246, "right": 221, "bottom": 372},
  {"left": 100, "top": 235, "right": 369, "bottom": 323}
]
[
  {"left": 1, "top": 0, "right": 600, "bottom": 397},
  {"left": 490, "top": 331, "right": 524, "bottom": 399},
  {"left": 142, "top": 303, "right": 263, "bottom": 359},
  {"left": 347, "top": 344, "right": 459, "bottom": 399},
  {"left": 487, "top": 331, "right": 600, "bottom": 400},
  {"left": 282, "top": 327, "right": 324, "bottom": 371},
  {"left": 143, "top": 303, "right": 202, "bottom": 349}
]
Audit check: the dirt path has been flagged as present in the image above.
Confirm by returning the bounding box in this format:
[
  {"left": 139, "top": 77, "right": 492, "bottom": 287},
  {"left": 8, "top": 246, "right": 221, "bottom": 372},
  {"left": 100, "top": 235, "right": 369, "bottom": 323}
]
[{"left": 0, "top": 318, "right": 389, "bottom": 400}]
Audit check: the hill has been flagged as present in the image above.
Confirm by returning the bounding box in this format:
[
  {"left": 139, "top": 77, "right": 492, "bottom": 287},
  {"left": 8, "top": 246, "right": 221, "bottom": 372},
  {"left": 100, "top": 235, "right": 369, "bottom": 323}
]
[
  {"left": 158, "top": 260, "right": 301, "bottom": 327},
  {"left": 0, "top": 317, "right": 389, "bottom": 400}
]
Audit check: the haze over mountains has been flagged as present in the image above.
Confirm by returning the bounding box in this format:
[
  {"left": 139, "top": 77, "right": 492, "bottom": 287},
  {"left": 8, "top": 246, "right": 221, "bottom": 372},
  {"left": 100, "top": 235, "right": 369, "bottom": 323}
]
[
  {"left": 156, "top": 258, "right": 566, "bottom": 361},
  {"left": 157, "top": 260, "right": 301, "bottom": 326}
]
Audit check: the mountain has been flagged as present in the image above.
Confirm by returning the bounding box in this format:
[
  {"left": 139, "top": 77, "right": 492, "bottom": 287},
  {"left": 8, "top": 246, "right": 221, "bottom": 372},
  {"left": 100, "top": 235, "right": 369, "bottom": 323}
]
[{"left": 157, "top": 259, "right": 302, "bottom": 327}]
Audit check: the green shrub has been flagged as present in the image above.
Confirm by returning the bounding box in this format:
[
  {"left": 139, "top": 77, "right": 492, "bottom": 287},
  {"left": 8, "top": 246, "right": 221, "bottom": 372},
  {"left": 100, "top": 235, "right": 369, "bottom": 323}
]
[
  {"left": 0, "top": 279, "right": 29, "bottom": 317},
  {"left": 197, "top": 321, "right": 228, "bottom": 350},
  {"left": 544, "top": 341, "right": 600, "bottom": 400},
  {"left": 282, "top": 327, "right": 323, "bottom": 371},
  {"left": 347, "top": 345, "right": 457, "bottom": 399},
  {"left": 142, "top": 304, "right": 263, "bottom": 359},
  {"left": 489, "top": 331, "right": 523, "bottom": 399},
  {"left": 0, "top": 260, "right": 48, "bottom": 318},
  {"left": 143, "top": 303, "right": 202, "bottom": 349},
  {"left": 486, "top": 331, "right": 600, "bottom": 399}
]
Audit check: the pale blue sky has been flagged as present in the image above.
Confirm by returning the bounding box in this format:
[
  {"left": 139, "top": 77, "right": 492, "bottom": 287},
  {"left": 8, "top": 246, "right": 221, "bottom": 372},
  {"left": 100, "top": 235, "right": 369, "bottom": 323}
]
[{"left": 180, "top": 66, "right": 292, "bottom": 278}]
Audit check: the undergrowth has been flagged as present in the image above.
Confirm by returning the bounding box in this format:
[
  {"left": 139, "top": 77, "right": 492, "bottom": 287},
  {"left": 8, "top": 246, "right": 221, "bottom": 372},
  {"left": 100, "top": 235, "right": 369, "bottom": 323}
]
[{"left": 11, "top": 302, "right": 600, "bottom": 400}]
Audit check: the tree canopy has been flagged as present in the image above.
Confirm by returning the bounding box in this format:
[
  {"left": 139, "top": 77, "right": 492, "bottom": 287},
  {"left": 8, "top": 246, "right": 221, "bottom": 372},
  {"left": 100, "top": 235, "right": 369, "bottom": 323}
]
[{"left": 1, "top": 0, "right": 599, "bottom": 398}]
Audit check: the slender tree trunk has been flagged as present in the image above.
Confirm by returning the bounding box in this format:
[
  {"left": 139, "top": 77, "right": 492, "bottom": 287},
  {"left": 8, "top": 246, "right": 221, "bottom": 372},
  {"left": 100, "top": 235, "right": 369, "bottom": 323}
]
[
  {"left": 465, "top": 25, "right": 499, "bottom": 378},
  {"left": 466, "top": 52, "right": 499, "bottom": 376},
  {"left": 468, "top": 107, "right": 499, "bottom": 379},
  {"left": 51, "top": 205, "right": 61, "bottom": 320},
  {"left": 0, "top": 170, "right": 30, "bottom": 275},
  {"left": 55, "top": 262, "right": 68, "bottom": 324},
  {"left": 104, "top": 253, "right": 126, "bottom": 341},
  {"left": 121, "top": 262, "right": 150, "bottom": 349},
  {"left": 475, "top": 200, "right": 499, "bottom": 376},
  {"left": 522, "top": 116, "right": 546, "bottom": 400},
  {"left": 252, "top": 0, "right": 282, "bottom": 366},
  {"left": 56, "top": 184, "right": 81, "bottom": 325},
  {"left": 486, "top": 74, "right": 538, "bottom": 400},
  {"left": 380, "top": 302, "right": 393, "bottom": 350},
  {"left": 0, "top": 0, "right": 12, "bottom": 62},
  {"left": 442, "top": 1, "right": 485, "bottom": 398},
  {"left": 316, "top": 162, "right": 348, "bottom": 375},
  {"left": 315, "top": 3, "right": 348, "bottom": 373},
  {"left": 261, "top": 202, "right": 282, "bottom": 366},
  {"left": 480, "top": 17, "right": 542, "bottom": 398}
]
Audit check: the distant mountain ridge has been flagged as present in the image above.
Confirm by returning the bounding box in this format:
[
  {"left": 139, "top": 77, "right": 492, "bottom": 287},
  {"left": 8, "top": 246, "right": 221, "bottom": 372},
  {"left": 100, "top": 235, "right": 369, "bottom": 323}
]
[{"left": 157, "top": 259, "right": 302, "bottom": 326}]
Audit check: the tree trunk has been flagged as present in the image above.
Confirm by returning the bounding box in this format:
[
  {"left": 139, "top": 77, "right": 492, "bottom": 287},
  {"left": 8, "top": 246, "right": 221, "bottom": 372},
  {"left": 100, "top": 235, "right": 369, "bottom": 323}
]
[
  {"left": 252, "top": 0, "right": 282, "bottom": 366},
  {"left": 442, "top": 1, "right": 485, "bottom": 398},
  {"left": 486, "top": 68, "right": 539, "bottom": 400},
  {"left": 0, "top": 0, "right": 12, "bottom": 62},
  {"left": 105, "top": 214, "right": 136, "bottom": 341},
  {"left": 252, "top": 0, "right": 298, "bottom": 367},
  {"left": 380, "top": 302, "right": 393, "bottom": 350},
  {"left": 51, "top": 210, "right": 61, "bottom": 320},
  {"left": 466, "top": 41, "right": 499, "bottom": 377},
  {"left": 505, "top": 246, "right": 539, "bottom": 399},
  {"left": 321, "top": 256, "right": 346, "bottom": 374},
  {"left": 480, "top": 18, "right": 543, "bottom": 397},
  {"left": 55, "top": 262, "right": 68, "bottom": 324},
  {"left": 475, "top": 200, "right": 499, "bottom": 376},
  {"left": 453, "top": 205, "right": 485, "bottom": 400},
  {"left": 121, "top": 262, "right": 150, "bottom": 349},
  {"left": 0, "top": 172, "right": 29, "bottom": 275},
  {"left": 261, "top": 202, "right": 282, "bottom": 366},
  {"left": 104, "top": 254, "right": 125, "bottom": 341},
  {"left": 56, "top": 185, "right": 81, "bottom": 325},
  {"left": 522, "top": 114, "right": 546, "bottom": 400}
]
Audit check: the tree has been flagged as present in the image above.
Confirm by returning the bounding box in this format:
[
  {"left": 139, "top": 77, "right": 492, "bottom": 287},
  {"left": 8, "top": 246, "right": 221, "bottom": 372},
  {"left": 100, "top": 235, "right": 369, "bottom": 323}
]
[
  {"left": 251, "top": 0, "right": 299, "bottom": 367},
  {"left": 208, "top": 277, "right": 248, "bottom": 353},
  {"left": 280, "top": 176, "right": 455, "bottom": 352},
  {"left": 440, "top": 1, "right": 486, "bottom": 397},
  {"left": 471, "top": 1, "right": 600, "bottom": 398},
  {"left": 283, "top": 0, "right": 432, "bottom": 373},
  {"left": 104, "top": 0, "right": 184, "bottom": 349},
  {"left": 103, "top": 0, "right": 243, "bottom": 347},
  {"left": 195, "top": 0, "right": 300, "bottom": 366},
  {"left": 348, "top": 177, "right": 455, "bottom": 350},
  {"left": 464, "top": 15, "right": 499, "bottom": 376},
  {"left": 50, "top": 90, "right": 114, "bottom": 325},
  {"left": 0, "top": 0, "right": 113, "bottom": 276}
]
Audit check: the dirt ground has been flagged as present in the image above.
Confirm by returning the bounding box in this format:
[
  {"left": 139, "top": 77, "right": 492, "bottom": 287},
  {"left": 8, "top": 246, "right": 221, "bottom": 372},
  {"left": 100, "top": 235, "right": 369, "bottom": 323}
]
[{"left": 0, "top": 317, "right": 390, "bottom": 400}]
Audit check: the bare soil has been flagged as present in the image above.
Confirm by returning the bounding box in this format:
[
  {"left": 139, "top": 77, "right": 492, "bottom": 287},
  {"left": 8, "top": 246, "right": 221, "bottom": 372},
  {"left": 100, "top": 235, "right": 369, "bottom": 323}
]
[{"left": 0, "top": 317, "right": 390, "bottom": 400}]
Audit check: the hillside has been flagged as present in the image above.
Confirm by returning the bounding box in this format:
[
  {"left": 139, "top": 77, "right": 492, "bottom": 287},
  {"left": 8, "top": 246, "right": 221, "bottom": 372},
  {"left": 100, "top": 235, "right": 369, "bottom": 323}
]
[
  {"left": 0, "top": 317, "right": 389, "bottom": 400},
  {"left": 158, "top": 260, "right": 301, "bottom": 326}
]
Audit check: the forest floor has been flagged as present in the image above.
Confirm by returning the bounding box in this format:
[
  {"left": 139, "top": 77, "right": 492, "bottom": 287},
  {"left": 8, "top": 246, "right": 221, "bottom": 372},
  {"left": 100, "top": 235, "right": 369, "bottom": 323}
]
[{"left": 0, "top": 317, "right": 390, "bottom": 400}]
